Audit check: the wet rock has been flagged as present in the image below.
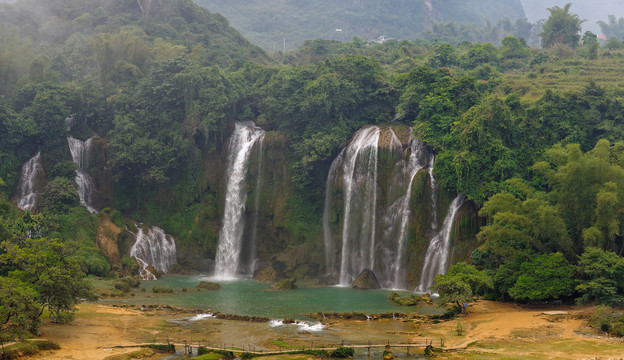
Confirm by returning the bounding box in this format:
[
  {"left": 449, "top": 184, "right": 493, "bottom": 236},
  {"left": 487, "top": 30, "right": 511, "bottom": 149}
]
[
  {"left": 167, "top": 264, "right": 200, "bottom": 275},
  {"left": 272, "top": 277, "right": 297, "bottom": 290},
  {"left": 352, "top": 268, "right": 381, "bottom": 289},
  {"left": 196, "top": 281, "right": 222, "bottom": 290},
  {"left": 253, "top": 266, "right": 278, "bottom": 283}
]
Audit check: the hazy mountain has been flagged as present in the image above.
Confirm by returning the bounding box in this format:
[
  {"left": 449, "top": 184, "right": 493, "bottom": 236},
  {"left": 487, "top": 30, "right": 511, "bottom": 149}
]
[
  {"left": 194, "top": 0, "right": 526, "bottom": 50},
  {"left": 520, "top": 0, "right": 624, "bottom": 33}
]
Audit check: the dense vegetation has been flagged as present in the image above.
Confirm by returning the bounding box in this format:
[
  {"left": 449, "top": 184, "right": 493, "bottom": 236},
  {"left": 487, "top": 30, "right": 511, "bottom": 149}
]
[{"left": 3, "top": 0, "right": 624, "bottom": 341}]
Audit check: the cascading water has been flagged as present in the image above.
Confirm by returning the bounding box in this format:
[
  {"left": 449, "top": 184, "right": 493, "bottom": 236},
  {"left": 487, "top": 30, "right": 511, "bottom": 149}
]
[
  {"left": 323, "top": 126, "right": 434, "bottom": 289},
  {"left": 387, "top": 136, "right": 429, "bottom": 289},
  {"left": 417, "top": 193, "right": 466, "bottom": 292},
  {"left": 129, "top": 225, "right": 177, "bottom": 280},
  {"left": 428, "top": 157, "right": 438, "bottom": 233},
  {"left": 16, "top": 152, "right": 44, "bottom": 212},
  {"left": 338, "top": 126, "right": 381, "bottom": 286},
  {"left": 322, "top": 149, "right": 344, "bottom": 276},
  {"left": 214, "top": 122, "right": 265, "bottom": 279},
  {"left": 67, "top": 136, "right": 97, "bottom": 213}
]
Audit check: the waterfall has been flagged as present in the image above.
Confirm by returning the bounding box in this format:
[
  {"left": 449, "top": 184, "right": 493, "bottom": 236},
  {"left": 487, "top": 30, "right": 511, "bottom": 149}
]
[
  {"left": 428, "top": 157, "right": 438, "bottom": 233},
  {"left": 417, "top": 193, "right": 466, "bottom": 292},
  {"left": 245, "top": 135, "right": 264, "bottom": 276},
  {"left": 67, "top": 136, "right": 97, "bottom": 213},
  {"left": 338, "top": 126, "right": 380, "bottom": 286},
  {"left": 323, "top": 126, "right": 434, "bottom": 289},
  {"left": 16, "top": 152, "right": 44, "bottom": 212},
  {"left": 388, "top": 137, "right": 428, "bottom": 289},
  {"left": 129, "top": 225, "right": 177, "bottom": 280},
  {"left": 214, "top": 122, "right": 265, "bottom": 279},
  {"left": 322, "top": 149, "right": 344, "bottom": 276}
]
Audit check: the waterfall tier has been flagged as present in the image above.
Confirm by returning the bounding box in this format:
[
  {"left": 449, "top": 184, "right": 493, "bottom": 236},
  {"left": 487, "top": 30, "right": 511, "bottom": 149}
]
[
  {"left": 16, "top": 152, "right": 44, "bottom": 212},
  {"left": 214, "top": 122, "right": 266, "bottom": 279},
  {"left": 67, "top": 136, "right": 98, "bottom": 213},
  {"left": 129, "top": 225, "right": 177, "bottom": 280},
  {"left": 323, "top": 125, "right": 433, "bottom": 289},
  {"left": 417, "top": 193, "right": 466, "bottom": 292}
]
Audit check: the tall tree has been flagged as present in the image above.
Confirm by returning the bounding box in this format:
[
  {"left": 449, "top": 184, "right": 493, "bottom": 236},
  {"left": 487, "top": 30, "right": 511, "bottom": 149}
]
[{"left": 539, "top": 3, "right": 583, "bottom": 49}]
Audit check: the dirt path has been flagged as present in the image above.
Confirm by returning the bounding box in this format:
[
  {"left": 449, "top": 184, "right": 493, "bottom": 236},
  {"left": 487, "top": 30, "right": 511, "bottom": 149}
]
[{"left": 421, "top": 301, "right": 624, "bottom": 359}]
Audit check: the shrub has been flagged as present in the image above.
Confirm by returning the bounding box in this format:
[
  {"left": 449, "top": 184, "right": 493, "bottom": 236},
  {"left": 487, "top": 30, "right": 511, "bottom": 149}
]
[
  {"left": 146, "top": 344, "right": 175, "bottom": 353},
  {"left": 330, "top": 346, "right": 354, "bottom": 358}
]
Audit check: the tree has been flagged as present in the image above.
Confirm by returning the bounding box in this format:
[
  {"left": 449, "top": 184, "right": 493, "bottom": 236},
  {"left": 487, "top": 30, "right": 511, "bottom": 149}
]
[
  {"left": 430, "top": 262, "right": 492, "bottom": 312},
  {"left": 576, "top": 247, "right": 624, "bottom": 305},
  {"left": 0, "top": 277, "right": 39, "bottom": 335},
  {"left": 39, "top": 177, "right": 80, "bottom": 214},
  {"left": 539, "top": 3, "right": 583, "bottom": 49},
  {"left": 508, "top": 253, "right": 575, "bottom": 302},
  {"left": 598, "top": 15, "right": 624, "bottom": 40},
  {"left": 1, "top": 238, "right": 92, "bottom": 324},
  {"left": 581, "top": 31, "right": 599, "bottom": 60}
]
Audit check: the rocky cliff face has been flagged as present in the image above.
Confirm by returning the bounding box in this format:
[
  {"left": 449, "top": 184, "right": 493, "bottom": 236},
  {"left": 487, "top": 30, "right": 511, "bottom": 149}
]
[{"left": 43, "top": 121, "right": 479, "bottom": 283}]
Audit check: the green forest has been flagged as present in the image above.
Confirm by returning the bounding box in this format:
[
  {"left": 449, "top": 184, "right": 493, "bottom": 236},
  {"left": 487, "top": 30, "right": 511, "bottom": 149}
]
[{"left": 3, "top": 0, "right": 624, "bottom": 342}]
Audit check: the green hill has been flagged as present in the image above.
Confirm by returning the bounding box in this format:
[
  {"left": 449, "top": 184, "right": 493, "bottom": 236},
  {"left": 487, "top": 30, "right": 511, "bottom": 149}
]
[{"left": 193, "top": 0, "right": 526, "bottom": 50}]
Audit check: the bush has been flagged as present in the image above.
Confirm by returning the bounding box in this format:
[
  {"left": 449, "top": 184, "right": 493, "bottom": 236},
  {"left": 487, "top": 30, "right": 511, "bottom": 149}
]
[
  {"left": 330, "top": 346, "right": 354, "bottom": 358},
  {"left": 114, "top": 277, "right": 141, "bottom": 292},
  {"left": 152, "top": 286, "right": 174, "bottom": 293},
  {"left": 590, "top": 305, "right": 613, "bottom": 332},
  {"left": 114, "top": 280, "right": 130, "bottom": 292},
  {"left": 146, "top": 344, "right": 175, "bottom": 353}
]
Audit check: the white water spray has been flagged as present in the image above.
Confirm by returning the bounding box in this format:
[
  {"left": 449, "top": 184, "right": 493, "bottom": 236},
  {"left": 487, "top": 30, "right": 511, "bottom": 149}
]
[
  {"left": 338, "top": 126, "right": 380, "bottom": 285},
  {"left": 215, "top": 122, "right": 265, "bottom": 279},
  {"left": 417, "top": 194, "right": 465, "bottom": 292},
  {"left": 16, "top": 152, "right": 44, "bottom": 212},
  {"left": 129, "top": 225, "right": 177, "bottom": 280},
  {"left": 67, "top": 137, "right": 97, "bottom": 213}
]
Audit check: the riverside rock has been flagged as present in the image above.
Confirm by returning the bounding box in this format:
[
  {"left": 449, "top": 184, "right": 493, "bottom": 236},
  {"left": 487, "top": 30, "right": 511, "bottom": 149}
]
[
  {"left": 253, "top": 266, "right": 278, "bottom": 283},
  {"left": 196, "top": 281, "right": 222, "bottom": 290},
  {"left": 272, "top": 277, "right": 297, "bottom": 290},
  {"left": 352, "top": 268, "right": 381, "bottom": 289}
]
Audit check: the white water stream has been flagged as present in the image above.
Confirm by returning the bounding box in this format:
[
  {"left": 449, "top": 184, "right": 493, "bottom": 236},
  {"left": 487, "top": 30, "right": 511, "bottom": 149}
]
[{"left": 214, "top": 122, "right": 265, "bottom": 279}]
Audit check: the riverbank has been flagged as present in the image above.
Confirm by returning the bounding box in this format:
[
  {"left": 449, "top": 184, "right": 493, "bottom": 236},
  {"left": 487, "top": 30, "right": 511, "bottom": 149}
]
[{"left": 18, "top": 300, "right": 624, "bottom": 360}]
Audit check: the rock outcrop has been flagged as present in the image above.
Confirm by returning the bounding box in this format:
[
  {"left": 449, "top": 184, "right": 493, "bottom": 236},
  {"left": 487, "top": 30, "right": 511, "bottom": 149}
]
[{"left": 352, "top": 268, "right": 381, "bottom": 289}]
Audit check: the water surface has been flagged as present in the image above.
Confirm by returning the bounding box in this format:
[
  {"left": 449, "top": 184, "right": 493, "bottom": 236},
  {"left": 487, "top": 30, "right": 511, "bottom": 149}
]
[{"left": 103, "top": 276, "right": 440, "bottom": 319}]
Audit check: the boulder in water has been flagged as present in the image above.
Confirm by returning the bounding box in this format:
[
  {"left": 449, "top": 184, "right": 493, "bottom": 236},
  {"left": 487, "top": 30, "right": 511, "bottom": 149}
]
[
  {"left": 196, "top": 281, "right": 222, "bottom": 290},
  {"left": 271, "top": 277, "right": 297, "bottom": 291},
  {"left": 253, "top": 266, "right": 278, "bottom": 283},
  {"left": 352, "top": 268, "right": 381, "bottom": 289}
]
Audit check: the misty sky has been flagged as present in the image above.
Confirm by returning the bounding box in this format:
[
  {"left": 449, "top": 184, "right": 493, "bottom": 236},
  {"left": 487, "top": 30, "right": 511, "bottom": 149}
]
[{"left": 520, "top": 0, "right": 624, "bottom": 33}]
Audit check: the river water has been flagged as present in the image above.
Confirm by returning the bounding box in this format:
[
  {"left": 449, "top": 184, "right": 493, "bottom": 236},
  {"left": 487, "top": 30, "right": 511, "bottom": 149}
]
[{"left": 101, "top": 276, "right": 441, "bottom": 320}]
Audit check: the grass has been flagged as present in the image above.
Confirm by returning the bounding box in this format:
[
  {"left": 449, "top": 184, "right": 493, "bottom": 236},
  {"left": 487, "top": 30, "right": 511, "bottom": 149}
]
[
  {"left": 1, "top": 340, "right": 61, "bottom": 360},
  {"left": 501, "top": 54, "right": 624, "bottom": 101},
  {"left": 102, "top": 348, "right": 154, "bottom": 360}
]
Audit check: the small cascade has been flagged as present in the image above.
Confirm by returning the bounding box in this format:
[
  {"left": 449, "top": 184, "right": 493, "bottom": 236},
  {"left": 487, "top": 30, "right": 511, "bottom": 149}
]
[
  {"left": 16, "top": 152, "right": 44, "bottom": 212},
  {"left": 417, "top": 194, "right": 466, "bottom": 292},
  {"left": 338, "top": 126, "right": 381, "bottom": 286},
  {"left": 428, "top": 157, "right": 438, "bottom": 233},
  {"left": 129, "top": 225, "right": 177, "bottom": 280},
  {"left": 67, "top": 136, "right": 97, "bottom": 213},
  {"left": 214, "top": 122, "right": 265, "bottom": 279}
]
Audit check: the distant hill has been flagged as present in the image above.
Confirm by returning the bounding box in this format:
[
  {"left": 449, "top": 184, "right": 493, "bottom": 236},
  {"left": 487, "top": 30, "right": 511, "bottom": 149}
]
[
  {"left": 193, "top": 0, "right": 526, "bottom": 50},
  {"left": 0, "top": 0, "right": 268, "bottom": 67}
]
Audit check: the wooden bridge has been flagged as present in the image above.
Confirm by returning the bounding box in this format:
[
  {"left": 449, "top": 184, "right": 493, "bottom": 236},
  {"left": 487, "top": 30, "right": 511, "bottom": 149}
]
[{"left": 110, "top": 338, "right": 444, "bottom": 356}]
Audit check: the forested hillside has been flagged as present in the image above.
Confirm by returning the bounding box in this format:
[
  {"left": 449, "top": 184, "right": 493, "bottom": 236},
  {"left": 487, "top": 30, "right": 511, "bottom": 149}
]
[
  {"left": 194, "top": 0, "right": 526, "bottom": 49},
  {"left": 2, "top": 0, "right": 624, "bottom": 339}
]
